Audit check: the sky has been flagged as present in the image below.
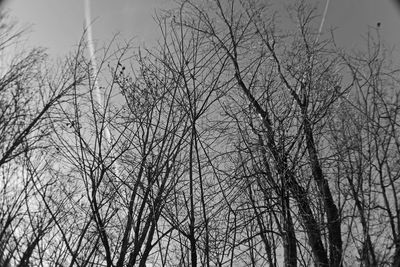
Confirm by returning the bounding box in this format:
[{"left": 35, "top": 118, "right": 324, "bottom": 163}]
[
  {"left": 3, "top": 0, "right": 172, "bottom": 57},
  {"left": 2, "top": 0, "right": 400, "bottom": 58}
]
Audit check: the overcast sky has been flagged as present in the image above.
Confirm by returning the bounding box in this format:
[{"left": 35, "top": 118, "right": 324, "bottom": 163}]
[{"left": 4, "top": 0, "right": 400, "bottom": 58}]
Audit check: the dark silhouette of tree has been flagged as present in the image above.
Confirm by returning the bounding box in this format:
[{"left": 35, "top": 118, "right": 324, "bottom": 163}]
[
  {"left": 2, "top": 1, "right": 400, "bottom": 266},
  {"left": 0, "top": 16, "right": 86, "bottom": 266}
]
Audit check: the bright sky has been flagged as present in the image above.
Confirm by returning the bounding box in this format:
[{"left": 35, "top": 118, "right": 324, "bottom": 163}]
[
  {"left": 4, "top": 0, "right": 171, "bottom": 57},
  {"left": 3, "top": 0, "right": 400, "bottom": 57}
]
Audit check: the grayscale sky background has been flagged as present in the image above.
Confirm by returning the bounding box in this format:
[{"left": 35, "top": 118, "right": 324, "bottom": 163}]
[{"left": 3, "top": 0, "right": 400, "bottom": 58}]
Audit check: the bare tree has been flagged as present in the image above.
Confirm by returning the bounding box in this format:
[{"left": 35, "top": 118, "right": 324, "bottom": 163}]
[
  {"left": 3, "top": 2, "right": 400, "bottom": 266},
  {"left": 0, "top": 16, "right": 85, "bottom": 266},
  {"left": 329, "top": 30, "right": 400, "bottom": 266},
  {"left": 172, "top": 1, "right": 337, "bottom": 266}
]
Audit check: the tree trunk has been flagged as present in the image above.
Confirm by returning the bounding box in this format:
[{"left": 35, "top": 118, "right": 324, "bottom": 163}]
[{"left": 303, "top": 115, "right": 342, "bottom": 267}]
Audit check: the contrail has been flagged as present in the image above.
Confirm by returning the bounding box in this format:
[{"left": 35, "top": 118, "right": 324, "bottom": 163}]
[
  {"left": 316, "top": 0, "right": 330, "bottom": 43},
  {"left": 295, "top": 0, "right": 331, "bottom": 95},
  {"left": 84, "top": 0, "right": 120, "bottom": 177},
  {"left": 84, "top": 0, "right": 112, "bottom": 144}
]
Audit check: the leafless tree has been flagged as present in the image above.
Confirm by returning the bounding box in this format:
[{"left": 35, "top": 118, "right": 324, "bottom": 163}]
[
  {"left": 329, "top": 30, "right": 400, "bottom": 266},
  {"left": 3, "top": 2, "right": 400, "bottom": 266},
  {"left": 168, "top": 0, "right": 349, "bottom": 266},
  {"left": 0, "top": 16, "right": 85, "bottom": 266}
]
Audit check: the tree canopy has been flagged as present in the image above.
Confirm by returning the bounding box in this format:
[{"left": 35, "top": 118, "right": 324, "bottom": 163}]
[{"left": 1, "top": 1, "right": 400, "bottom": 266}]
